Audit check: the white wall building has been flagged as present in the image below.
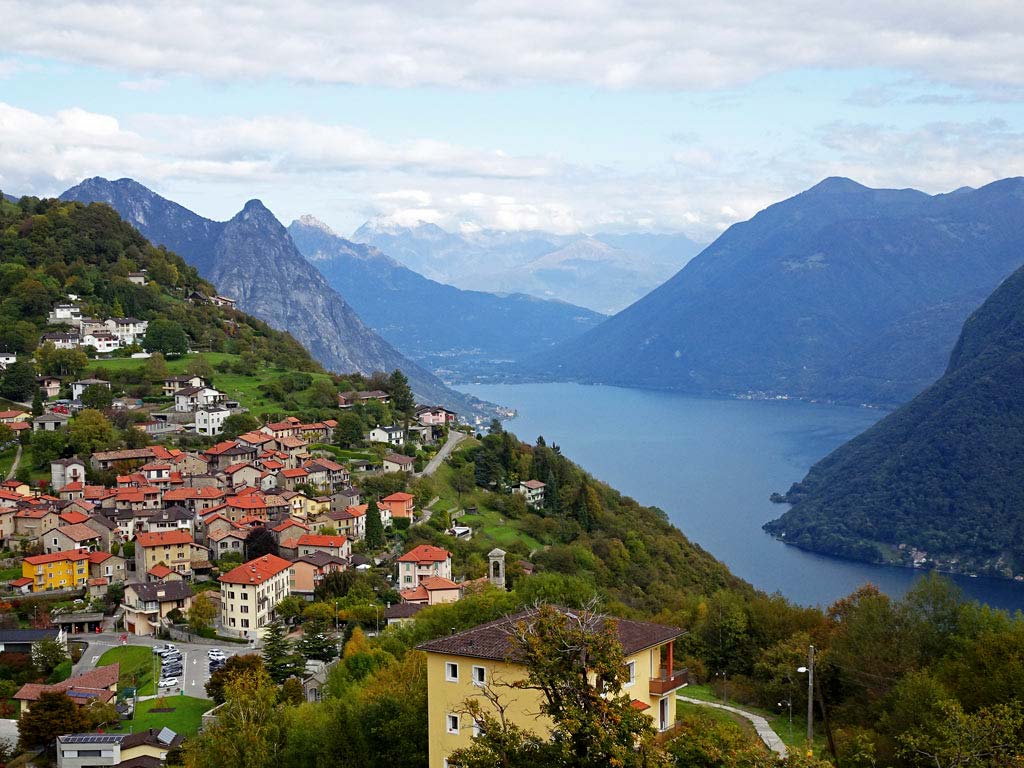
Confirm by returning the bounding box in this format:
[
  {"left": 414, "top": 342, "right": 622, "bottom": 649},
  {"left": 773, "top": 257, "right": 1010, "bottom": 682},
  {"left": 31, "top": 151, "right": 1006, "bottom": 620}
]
[{"left": 219, "top": 554, "right": 293, "bottom": 640}]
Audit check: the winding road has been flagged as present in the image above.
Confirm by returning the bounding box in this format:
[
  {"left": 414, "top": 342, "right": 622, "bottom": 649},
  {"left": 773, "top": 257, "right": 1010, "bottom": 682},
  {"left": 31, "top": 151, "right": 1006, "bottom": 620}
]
[{"left": 418, "top": 430, "right": 466, "bottom": 477}]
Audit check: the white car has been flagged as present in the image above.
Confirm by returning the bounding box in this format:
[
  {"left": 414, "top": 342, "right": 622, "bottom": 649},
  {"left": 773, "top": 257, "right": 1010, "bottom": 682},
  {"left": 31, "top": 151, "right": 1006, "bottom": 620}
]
[
  {"left": 208, "top": 649, "right": 226, "bottom": 660},
  {"left": 157, "top": 677, "right": 178, "bottom": 688},
  {"left": 152, "top": 644, "right": 177, "bottom": 655}
]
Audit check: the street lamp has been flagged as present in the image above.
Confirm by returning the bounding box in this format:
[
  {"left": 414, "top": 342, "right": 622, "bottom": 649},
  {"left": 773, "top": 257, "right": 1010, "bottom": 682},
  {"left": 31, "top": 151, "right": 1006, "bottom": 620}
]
[
  {"left": 715, "top": 670, "right": 728, "bottom": 703},
  {"left": 797, "top": 644, "right": 815, "bottom": 745},
  {"left": 777, "top": 698, "right": 793, "bottom": 743},
  {"left": 368, "top": 603, "right": 380, "bottom": 634}
]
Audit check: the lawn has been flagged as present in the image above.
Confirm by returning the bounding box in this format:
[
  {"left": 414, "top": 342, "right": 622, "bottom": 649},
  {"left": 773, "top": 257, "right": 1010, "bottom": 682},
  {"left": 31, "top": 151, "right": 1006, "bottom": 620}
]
[
  {"left": 91, "top": 353, "right": 340, "bottom": 414},
  {"left": 97, "top": 645, "right": 159, "bottom": 696},
  {"left": 109, "top": 695, "right": 213, "bottom": 737},
  {"left": 0, "top": 446, "right": 17, "bottom": 479},
  {"left": 677, "top": 699, "right": 762, "bottom": 744},
  {"left": 681, "top": 683, "right": 826, "bottom": 753},
  {"left": 459, "top": 507, "right": 543, "bottom": 551}
]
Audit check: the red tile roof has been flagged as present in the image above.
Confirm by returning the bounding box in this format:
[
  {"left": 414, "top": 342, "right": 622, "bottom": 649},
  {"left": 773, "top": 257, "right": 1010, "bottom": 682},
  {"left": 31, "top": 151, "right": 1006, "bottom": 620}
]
[
  {"left": 56, "top": 523, "right": 101, "bottom": 542},
  {"left": 136, "top": 530, "right": 193, "bottom": 547},
  {"left": 58, "top": 510, "right": 90, "bottom": 525},
  {"left": 15, "top": 663, "right": 119, "bottom": 702},
  {"left": 147, "top": 564, "right": 172, "bottom": 578},
  {"left": 297, "top": 534, "right": 347, "bottom": 548},
  {"left": 382, "top": 492, "right": 414, "bottom": 502},
  {"left": 397, "top": 545, "right": 450, "bottom": 564},
  {"left": 219, "top": 554, "right": 293, "bottom": 585},
  {"left": 24, "top": 549, "right": 91, "bottom": 565}
]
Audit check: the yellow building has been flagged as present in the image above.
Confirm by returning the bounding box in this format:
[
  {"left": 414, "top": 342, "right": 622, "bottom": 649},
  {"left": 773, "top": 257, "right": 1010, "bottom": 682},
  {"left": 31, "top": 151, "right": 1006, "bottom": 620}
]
[
  {"left": 418, "top": 608, "right": 688, "bottom": 768},
  {"left": 22, "top": 549, "right": 91, "bottom": 592}
]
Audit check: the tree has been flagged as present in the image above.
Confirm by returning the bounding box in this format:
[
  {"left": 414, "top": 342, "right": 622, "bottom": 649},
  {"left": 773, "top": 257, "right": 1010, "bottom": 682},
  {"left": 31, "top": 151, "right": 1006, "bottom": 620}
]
[
  {"left": 246, "top": 527, "right": 279, "bottom": 560},
  {"left": 67, "top": 409, "right": 116, "bottom": 456},
  {"left": 144, "top": 319, "right": 189, "bottom": 357},
  {"left": 185, "top": 355, "right": 214, "bottom": 381},
  {"left": 276, "top": 595, "right": 307, "bottom": 626},
  {"left": 388, "top": 369, "right": 415, "bottom": 427},
  {"left": 452, "top": 463, "right": 476, "bottom": 500},
  {"left": 80, "top": 383, "right": 113, "bottom": 410},
  {"left": 185, "top": 670, "right": 281, "bottom": 768},
  {"left": 0, "top": 424, "right": 12, "bottom": 447},
  {"left": 898, "top": 700, "right": 1024, "bottom": 768},
  {"left": 544, "top": 468, "right": 559, "bottom": 514},
  {"left": 297, "top": 619, "right": 339, "bottom": 663},
  {"left": 278, "top": 676, "right": 304, "bottom": 705},
  {"left": 334, "top": 412, "right": 364, "bottom": 448},
  {"left": 364, "top": 499, "right": 385, "bottom": 550},
  {"left": 30, "top": 429, "right": 67, "bottom": 470},
  {"left": 261, "top": 618, "right": 304, "bottom": 683},
  {"left": 307, "top": 378, "right": 338, "bottom": 409},
  {"left": 449, "top": 604, "right": 669, "bottom": 768},
  {"left": 37, "top": 346, "right": 88, "bottom": 379},
  {"left": 31, "top": 637, "right": 68, "bottom": 676},
  {"left": 141, "top": 352, "right": 169, "bottom": 382},
  {"left": 221, "top": 412, "right": 259, "bottom": 439},
  {"left": 18, "top": 691, "right": 89, "bottom": 751},
  {"left": 188, "top": 592, "right": 217, "bottom": 633},
  {"left": 205, "top": 654, "right": 267, "bottom": 704},
  {"left": 0, "top": 361, "right": 37, "bottom": 401},
  {"left": 31, "top": 387, "right": 43, "bottom": 417}
]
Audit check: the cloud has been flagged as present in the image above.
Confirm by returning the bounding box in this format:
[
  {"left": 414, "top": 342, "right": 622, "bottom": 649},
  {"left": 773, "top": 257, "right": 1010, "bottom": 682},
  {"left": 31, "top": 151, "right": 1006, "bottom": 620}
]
[{"left": 1, "top": 1, "right": 1023, "bottom": 94}]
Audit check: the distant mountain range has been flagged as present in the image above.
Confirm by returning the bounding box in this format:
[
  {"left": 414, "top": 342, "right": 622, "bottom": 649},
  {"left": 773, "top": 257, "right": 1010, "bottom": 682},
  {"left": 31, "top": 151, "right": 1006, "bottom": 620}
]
[
  {"left": 531, "top": 177, "right": 1024, "bottom": 406},
  {"left": 59, "top": 178, "right": 490, "bottom": 416},
  {"left": 765, "top": 259, "right": 1024, "bottom": 578},
  {"left": 350, "top": 221, "right": 702, "bottom": 314},
  {"left": 289, "top": 216, "right": 604, "bottom": 381}
]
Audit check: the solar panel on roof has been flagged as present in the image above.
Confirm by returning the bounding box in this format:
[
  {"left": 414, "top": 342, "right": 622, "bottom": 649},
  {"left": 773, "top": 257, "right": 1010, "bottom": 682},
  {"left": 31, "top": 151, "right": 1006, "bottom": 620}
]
[
  {"left": 157, "top": 727, "right": 177, "bottom": 745},
  {"left": 62, "top": 734, "right": 122, "bottom": 743},
  {"left": 67, "top": 690, "right": 101, "bottom": 699}
]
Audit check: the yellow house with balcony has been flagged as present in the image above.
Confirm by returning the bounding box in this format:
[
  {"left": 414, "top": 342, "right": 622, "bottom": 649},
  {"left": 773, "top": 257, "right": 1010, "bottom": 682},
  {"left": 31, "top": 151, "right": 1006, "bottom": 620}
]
[
  {"left": 22, "top": 549, "right": 92, "bottom": 592},
  {"left": 418, "top": 608, "right": 688, "bottom": 768}
]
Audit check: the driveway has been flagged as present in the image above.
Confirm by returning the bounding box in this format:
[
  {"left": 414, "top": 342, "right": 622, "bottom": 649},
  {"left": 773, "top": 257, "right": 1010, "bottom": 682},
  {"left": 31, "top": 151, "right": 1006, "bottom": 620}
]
[{"left": 418, "top": 431, "right": 466, "bottom": 477}]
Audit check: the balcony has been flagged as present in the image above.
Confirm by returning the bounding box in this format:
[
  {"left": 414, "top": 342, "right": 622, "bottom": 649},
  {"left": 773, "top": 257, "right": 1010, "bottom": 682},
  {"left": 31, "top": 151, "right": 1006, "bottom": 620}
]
[{"left": 649, "top": 667, "right": 688, "bottom": 695}]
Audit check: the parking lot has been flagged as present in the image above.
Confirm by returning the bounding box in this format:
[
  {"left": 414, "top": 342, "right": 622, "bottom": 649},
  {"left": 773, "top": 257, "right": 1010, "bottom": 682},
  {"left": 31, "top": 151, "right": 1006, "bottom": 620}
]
[{"left": 72, "top": 633, "right": 245, "bottom": 700}]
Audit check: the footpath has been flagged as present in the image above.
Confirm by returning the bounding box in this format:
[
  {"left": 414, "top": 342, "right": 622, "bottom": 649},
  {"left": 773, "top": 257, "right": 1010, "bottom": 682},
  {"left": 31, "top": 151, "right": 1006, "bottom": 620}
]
[{"left": 678, "top": 695, "right": 788, "bottom": 757}]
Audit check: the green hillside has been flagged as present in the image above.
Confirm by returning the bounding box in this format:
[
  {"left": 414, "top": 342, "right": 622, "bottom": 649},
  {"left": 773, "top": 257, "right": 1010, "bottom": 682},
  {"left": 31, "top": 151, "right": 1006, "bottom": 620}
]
[{"left": 766, "top": 262, "right": 1024, "bottom": 577}]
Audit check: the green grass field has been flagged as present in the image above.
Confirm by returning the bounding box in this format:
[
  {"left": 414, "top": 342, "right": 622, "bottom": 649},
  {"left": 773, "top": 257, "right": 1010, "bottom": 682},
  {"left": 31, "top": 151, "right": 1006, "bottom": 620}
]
[
  {"left": 0, "top": 446, "right": 15, "bottom": 480},
  {"left": 459, "top": 507, "right": 543, "bottom": 551},
  {"left": 681, "top": 683, "right": 825, "bottom": 753},
  {"left": 108, "top": 695, "right": 212, "bottom": 737},
  {"left": 676, "top": 699, "right": 763, "bottom": 744},
  {"left": 91, "top": 353, "right": 339, "bottom": 414},
  {"left": 97, "top": 645, "right": 159, "bottom": 696}
]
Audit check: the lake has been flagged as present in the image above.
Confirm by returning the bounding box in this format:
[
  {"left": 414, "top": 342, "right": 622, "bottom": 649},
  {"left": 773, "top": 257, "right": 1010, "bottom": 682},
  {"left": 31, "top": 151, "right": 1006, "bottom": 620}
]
[{"left": 460, "top": 382, "right": 1024, "bottom": 612}]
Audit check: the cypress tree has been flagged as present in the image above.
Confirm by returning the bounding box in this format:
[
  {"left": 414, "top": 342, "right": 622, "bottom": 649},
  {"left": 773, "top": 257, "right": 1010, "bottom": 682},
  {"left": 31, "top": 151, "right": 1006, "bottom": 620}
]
[
  {"left": 365, "top": 498, "right": 385, "bottom": 549},
  {"left": 31, "top": 388, "right": 43, "bottom": 417},
  {"left": 545, "top": 468, "right": 559, "bottom": 514}
]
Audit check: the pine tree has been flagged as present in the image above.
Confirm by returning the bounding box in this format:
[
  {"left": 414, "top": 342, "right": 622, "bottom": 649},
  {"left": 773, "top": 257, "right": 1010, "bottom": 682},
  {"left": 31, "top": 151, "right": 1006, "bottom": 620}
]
[
  {"left": 545, "top": 468, "right": 559, "bottom": 514},
  {"left": 31, "top": 387, "right": 43, "bottom": 417},
  {"left": 261, "top": 618, "right": 303, "bottom": 683},
  {"left": 365, "top": 498, "right": 385, "bottom": 550},
  {"left": 388, "top": 369, "right": 415, "bottom": 428},
  {"left": 297, "top": 619, "right": 339, "bottom": 663}
]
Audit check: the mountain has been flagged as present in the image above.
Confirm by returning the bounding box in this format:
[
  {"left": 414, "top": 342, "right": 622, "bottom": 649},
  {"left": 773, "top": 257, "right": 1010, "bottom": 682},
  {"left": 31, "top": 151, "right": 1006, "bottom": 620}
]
[
  {"left": 765, "top": 260, "right": 1024, "bottom": 577},
  {"left": 59, "top": 178, "right": 490, "bottom": 416},
  {"left": 288, "top": 216, "right": 604, "bottom": 380},
  {"left": 350, "top": 221, "right": 702, "bottom": 313},
  {"left": 532, "top": 177, "right": 1024, "bottom": 405}
]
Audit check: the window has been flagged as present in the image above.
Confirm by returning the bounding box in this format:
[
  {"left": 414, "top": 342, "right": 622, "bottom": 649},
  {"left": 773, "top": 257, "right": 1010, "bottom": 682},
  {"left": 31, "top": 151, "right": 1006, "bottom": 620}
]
[
  {"left": 446, "top": 714, "right": 459, "bottom": 735},
  {"left": 472, "top": 666, "right": 486, "bottom": 686},
  {"left": 625, "top": 661, "right": 636, "bottom": 687},
  {"left": 241, "top": 619, "right": 249, "bottom": 628},
  {"left": 445, "top": 662, "right": 459, "bottom": 682}
]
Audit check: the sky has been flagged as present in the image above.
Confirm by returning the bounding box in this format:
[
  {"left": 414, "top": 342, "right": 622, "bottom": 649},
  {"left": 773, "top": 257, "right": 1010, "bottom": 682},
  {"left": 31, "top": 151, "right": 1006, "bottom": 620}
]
[{"left": 1, "top": 1, "right": 1024, "bottom": 241}]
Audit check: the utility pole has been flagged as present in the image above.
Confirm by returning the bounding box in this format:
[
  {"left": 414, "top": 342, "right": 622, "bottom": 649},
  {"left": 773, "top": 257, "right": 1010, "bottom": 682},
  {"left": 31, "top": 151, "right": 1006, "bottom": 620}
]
[{"left": 805, "top": 645, "right": 815, "bottom": 744}]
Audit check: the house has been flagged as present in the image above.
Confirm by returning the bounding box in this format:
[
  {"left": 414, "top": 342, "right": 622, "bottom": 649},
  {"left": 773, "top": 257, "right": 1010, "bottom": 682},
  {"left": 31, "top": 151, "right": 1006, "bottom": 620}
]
[
  {"left": 122, "top": 580, "right": 194, "bottom": 636},
  {"left": 0, "top": 408, "right": 29, "bottom": 424},
  {"left": 141, "top": 505, "right": 194, "bottom": 536},
  {"left": 288, "top": 551, "right": 348, "bottom": 598},
  {"left": 37, "top": 376, "right": 62, "bottom": 398},
  {"left": 278, "top": 467, "right": 310, "bottom": 491},
  {"left": 304, "top": 457, "right": 349, "bottom": 489},
  {"left": 196, "top": 404, "right": 231, "bottom": 436},
  {"left": 382, "top": 453, "right": 415, "bottom": 474},
  {"left": 210, "top": 294, "right": 236, "bottom": 308},
  {"left": 14, "top": 507, "right": 63, "bottom": 540},
  {"left": 104, "top": 316, "right": 148, "bottom": 345},
  {"left": 34, "top": 412, "right": 70, "bottom": 431},
  {"left": 47, "top": 303, "right": 83, "bottom": 325},
  {"left": 82, "top": 331, "right": 119, "bottom": 354},
  {"left": 134, "top": 530, "right": 206, "bottom": 577},
  {"left": 380, "top": 492, "right": 415, "bottom": 521},
  {"left": 22, "top": 549, "right": 91, "bottom": 592},
  {"left": 418, "top": 608, "right": 688, "bottom": 768},
  {"left": 70, "top": 378, "right": 111, "bottom": 401},
  {"left": 514, "top": 479, "right": 546, "bottom": 510},
  {"left": 416, "top": 405, "right": 457, "bottom": 426},
  {"left": 338, "top": 390, "right": 390, "bottom": 408},
  {"left": 51, "top": 457, "right": 87, "bottom": 491},
  {"left": 42, "top": 332, "right": 80, "bottom": 350},
  {"left": 399, "top": 576, "right": 461, "bottom": 606},
  {"left": 57, "top": 729, "right": 184, "bottom": 768},
  {"left": 0, "top": 627, "right": 64, "bottom": 654},
  {"left": 219, "top": 554, "right": 293, "bottom": 640},
  {"left": 87, "top": 551, "right": 127, "bottom": 583},
  {"left": 208, "top": 528, "right": 248, "bottom": 560},
  {"left": 397, "top": 545, "right": 452, "bottom": 588},
  {"left": 127, "top": 270, "right": 148, "bottom": 285},
  {"left": 0, "top": 351, "right": 15, "bottom": 369},
  {"left": 223, "top": 462, "right": 265, "bottom": 489},
  {"left": 46, "top": 523, "right": 102, "bottom": 554},
  {"left": 162, "top": 374, "right": 208, "bottom": 396},
  {"left": 14, "top": 663, "right": 119, "bottom": 715},
  {"left": 296, "top": 534, "right": 350, "bottom": 559},
  {"left": 384, "top": 602, "right": 424, "bottom": 627},
  {"left": 90, "top": 447, "right": 160, "bottom": 472},
  {"left": 174, "top": 385, "right": 225, "bottom": 413},
  {"left": 368, "top": 425, "right": 404, "bottom": 447}
]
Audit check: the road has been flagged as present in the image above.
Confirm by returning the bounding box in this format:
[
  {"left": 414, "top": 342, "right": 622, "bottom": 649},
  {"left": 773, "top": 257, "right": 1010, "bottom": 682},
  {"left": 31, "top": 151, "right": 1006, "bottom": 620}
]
[
  {"left": 4, "top": 444, "right": 20, "bottom": 481},
  {"left": 418, "top": 430, "right": 466, "bottom": 477},
  {"left": 70, "top": 632, "right": 244, "bottom": 701}
]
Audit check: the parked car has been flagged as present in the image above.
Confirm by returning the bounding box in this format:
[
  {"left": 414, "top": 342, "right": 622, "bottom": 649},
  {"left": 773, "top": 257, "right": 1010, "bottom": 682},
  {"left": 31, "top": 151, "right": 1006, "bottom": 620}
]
[
  {"left": 152, "top": 644, "right": 177, "bottom": 655},
  {"left": 157, "top": 677, "right": 178, "bottom": 688},
  {"left": 208, "top": 648, "right": 226, "bottom": 660}
]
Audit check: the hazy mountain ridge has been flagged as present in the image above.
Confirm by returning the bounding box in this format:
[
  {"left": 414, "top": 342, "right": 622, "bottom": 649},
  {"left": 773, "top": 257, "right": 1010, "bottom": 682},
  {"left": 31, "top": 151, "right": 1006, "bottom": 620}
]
[
  {"left": 765, "top": 259, "right": 1024, "bottom": 577},
  {"left": 350, "top": 220, "right": 702, "bottom": 313},
  {"left": 289, "top": 216, "right": 605, "bottom": 381},
  {"left": 530, "top": 176, "right": 1024, "bottom": 406},
  {"left": 59, "top": 178, "right": 491, "bottom": 416}
]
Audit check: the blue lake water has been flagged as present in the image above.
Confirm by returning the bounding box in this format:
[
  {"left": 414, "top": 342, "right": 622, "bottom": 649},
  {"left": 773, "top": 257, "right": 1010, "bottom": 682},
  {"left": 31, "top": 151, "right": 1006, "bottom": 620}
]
[{"left": 460, "top": 382, "right": 1024, "bottom": 612}]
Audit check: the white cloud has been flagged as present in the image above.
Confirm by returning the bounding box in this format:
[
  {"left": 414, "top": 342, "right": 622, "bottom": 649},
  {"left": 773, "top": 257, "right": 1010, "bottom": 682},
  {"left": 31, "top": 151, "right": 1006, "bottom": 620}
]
[
  {"left": 3, "top": 101, "right": 1024, "bottom": 241},
  {"left": 0, "top": 1, "right": 1023, "bottom": 93}
]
